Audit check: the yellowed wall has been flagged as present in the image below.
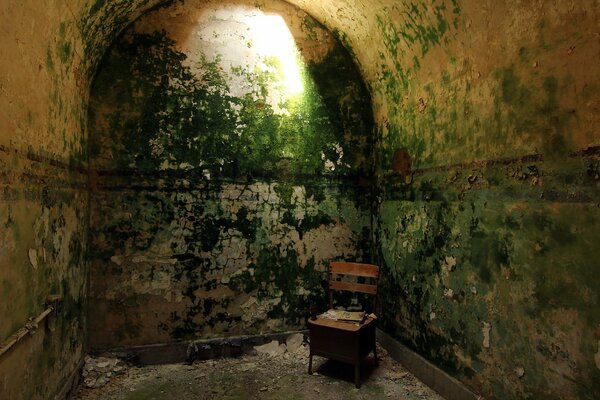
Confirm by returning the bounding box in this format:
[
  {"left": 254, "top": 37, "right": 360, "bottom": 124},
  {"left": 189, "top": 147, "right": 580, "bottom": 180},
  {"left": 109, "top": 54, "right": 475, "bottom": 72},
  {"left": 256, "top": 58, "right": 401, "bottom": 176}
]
[
  {"left": 1, "top": 0, "right": 599, "bottom": 399},
  {"left": 0, "top": 1, "right": 163, "bottom": 398}
]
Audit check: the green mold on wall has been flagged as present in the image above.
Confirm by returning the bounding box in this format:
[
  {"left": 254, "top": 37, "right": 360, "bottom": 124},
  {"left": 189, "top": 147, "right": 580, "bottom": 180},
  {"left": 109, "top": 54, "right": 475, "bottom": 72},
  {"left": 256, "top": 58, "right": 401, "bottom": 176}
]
[
  {"left": 367, "top": 2, "right": 600, "bottom": 397},
  {"left": 87, "top": 0, "right": 374, "bottom": 347},
  {"left": 3, "top": 1, "right": 600, "bottom": 399}
]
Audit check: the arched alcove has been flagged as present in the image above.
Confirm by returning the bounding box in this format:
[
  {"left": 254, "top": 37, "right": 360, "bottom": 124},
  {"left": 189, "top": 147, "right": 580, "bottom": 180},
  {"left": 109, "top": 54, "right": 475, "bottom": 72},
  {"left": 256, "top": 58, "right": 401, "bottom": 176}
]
[{"left": 87, "top": 0, "right": 375, "bottom": 348}]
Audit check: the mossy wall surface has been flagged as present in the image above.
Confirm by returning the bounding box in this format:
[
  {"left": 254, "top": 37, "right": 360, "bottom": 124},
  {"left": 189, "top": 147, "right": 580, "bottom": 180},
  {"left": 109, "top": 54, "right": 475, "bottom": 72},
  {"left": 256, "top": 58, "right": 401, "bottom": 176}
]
[
  {"left": 368, "top": 1, "right": 600, "bottom": 399},
  {"left": 286, "top": 1, "right": 600, "bottom": 397},
  {"left": 2, "top": 0, "right": 600, "bottom": 399},
  {"left": 0, "top": 1, "right": 165, "bottom": 398},
  {"left": 1, "top": 2, "right": 88, "bottom": 399},
  {"left": 0, "top": 159, "right": 88, "bottom": 400},
  {"left": 87, "top": 0, "right": 374, "bottom": 347}
]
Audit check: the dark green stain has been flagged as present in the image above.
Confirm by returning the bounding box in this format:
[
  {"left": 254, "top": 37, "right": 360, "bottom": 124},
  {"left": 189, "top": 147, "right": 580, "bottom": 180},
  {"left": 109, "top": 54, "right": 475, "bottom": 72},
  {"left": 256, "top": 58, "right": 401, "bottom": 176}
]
[
  {"left": 89, "top": 0, "right": 107, "bottom": 16},
  {"left": 57, "top": 22, "right": 72, "bottom": 64},
  {"left": 46, "top": 48, "right": 54, "bottom": 71}
]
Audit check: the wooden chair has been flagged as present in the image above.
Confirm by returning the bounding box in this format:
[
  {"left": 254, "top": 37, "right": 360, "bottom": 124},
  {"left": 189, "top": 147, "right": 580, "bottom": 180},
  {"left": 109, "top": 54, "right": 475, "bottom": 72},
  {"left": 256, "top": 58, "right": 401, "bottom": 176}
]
[{"left": 307, "top": 261, "right": 379, "bottom": 388}]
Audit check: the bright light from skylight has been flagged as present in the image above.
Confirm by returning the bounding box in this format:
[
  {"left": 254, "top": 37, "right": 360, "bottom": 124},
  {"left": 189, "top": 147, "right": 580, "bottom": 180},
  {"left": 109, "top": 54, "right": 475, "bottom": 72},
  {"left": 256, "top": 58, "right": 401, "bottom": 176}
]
[{"left": 245, "top": 14, "right": 304, "bottom": 95}]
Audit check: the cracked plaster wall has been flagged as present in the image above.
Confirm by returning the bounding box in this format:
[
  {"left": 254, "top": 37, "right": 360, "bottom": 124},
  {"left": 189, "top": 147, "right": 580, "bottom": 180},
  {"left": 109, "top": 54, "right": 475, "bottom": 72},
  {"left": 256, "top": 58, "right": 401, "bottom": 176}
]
[
  {"left": 1, "top": 0, "right": 600, "bottom": 399},
  {"left": 0, "top": 1, "right": 165, "bottom": 398},
  {"left": 363, "top": 1, "right": 600, "bottom": 399},
  {"left": 1, "top": 3, "right": 87, "bottom": 400},
  {"left": 87, "top": 0, "right": 373, "bottom": 348}
]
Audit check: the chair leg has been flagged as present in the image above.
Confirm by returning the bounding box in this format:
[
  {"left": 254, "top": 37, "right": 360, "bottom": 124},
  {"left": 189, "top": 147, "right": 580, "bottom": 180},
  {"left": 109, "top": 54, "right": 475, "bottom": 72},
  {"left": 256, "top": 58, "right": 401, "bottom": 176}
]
[
  {"left": 308, "top": 350, "right": 313, "bottom": 375},
  {"left": 373, "top": 343, "right": 379, "bottom": 367},
  {"left": 354, "top": 363, "right": 360, "bottom": 388}
]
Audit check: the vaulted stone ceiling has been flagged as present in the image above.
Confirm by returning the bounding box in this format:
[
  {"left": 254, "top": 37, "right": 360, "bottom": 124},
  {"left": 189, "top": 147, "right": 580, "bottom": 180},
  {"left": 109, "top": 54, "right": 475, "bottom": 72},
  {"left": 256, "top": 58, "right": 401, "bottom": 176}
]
[{"left": 2, "top": 1, "right": 600, "bottom": 399}]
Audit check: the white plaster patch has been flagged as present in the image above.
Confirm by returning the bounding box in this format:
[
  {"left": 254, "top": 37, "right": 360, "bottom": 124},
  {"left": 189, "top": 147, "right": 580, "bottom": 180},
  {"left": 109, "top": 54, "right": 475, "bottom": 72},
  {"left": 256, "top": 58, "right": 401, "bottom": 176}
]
[
  {"left": 110, "top": 255, "right": 123, "bottom": 266},
  {"left": 240, "top": 296, "right": 281, "bottom": 327},
  {"left": 443, "top": 256, "right": 456, "bottom": 271},
  {"left": 482, "top": 322, "right": 491, "bottom": 349},
  {"left": 515, "top": 366, "right": 525, "bottom": 378},
  {"left": 441, "top": 256, "right": 457, "bottom": 286},
  {"left": 291, "top": 186, "right": 305, "bottom": 205},
  {"left": 28, "top": 248, "right": 38, "bottom": 270},
  {"left": 297, "top": 223, "right": 355, "bottom": 268}
]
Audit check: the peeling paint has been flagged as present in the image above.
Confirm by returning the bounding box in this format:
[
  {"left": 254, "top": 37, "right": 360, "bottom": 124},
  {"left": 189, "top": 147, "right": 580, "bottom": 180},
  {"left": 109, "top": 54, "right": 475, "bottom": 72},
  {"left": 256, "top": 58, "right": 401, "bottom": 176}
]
[
  {"left": 373, "top": 1, "right": 600, "bottom": 399},
  {"left": 482, "top": 322, "right": 491, "bottom": 349},
  {"left": 87, "top": 0, "right": 373, "bottom": 347},
  {"left": 2, "top": 0, "right": 600, "bottom": 399},
  {"left": 514, "top": 366, "right": 525, "bottom": 378},
  {"left": 28, "top": 249, "right": 38, "bottom": 270}
]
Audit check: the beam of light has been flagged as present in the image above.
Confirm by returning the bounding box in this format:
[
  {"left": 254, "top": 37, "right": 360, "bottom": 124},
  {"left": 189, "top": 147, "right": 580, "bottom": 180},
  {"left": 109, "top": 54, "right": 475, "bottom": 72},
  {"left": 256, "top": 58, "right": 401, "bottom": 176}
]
[{"left": 244, "top": 13, "right": 304, "bottom": 95}]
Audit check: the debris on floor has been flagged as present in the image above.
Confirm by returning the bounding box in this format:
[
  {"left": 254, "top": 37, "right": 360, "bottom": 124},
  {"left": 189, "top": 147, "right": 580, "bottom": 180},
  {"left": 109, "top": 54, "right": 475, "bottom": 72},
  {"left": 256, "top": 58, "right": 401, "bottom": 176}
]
[
  {"left": 74, "top": 336, "right": 442, "bottom": 400},
  {"left": 253, "top": 333, "right": 308, "bottom": 358},
  {"left": 82, "top": 355, "right": 127, "bottom": 389}
]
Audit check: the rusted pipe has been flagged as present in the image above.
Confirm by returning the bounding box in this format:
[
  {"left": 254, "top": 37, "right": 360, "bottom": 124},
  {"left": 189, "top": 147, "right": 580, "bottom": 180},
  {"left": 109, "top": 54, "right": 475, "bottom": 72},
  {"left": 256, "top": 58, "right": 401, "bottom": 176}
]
[{"left": 0, "top": 295, "right": 62, "bottom": 358}]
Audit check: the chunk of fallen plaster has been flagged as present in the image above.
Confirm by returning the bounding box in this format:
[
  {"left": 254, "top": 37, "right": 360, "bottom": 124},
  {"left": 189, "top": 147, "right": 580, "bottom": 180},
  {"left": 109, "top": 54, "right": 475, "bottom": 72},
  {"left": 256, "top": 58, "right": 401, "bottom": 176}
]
[
  {"left": 482, "top": 322, "right": 491, "bottom": 349},
  {"left": 285, "top": 333, "right": 304, "bottom": 354},
  {"left": 28, "top": 249, "right": 38, "bottom": 270},
  {"left": 515, "top": 366, "right": 525, "bottom": 378},
  {"left": 595, "top": 341, "right": 600, "bottom": 370},
  {"left": 443, "top": 288, "right": 454, "bottom": 298},
  {"left": 82, "top": 355, "right": 126, "bottom": 389},
  {"left": 254, "top": 340, "right": 286, "bottom": 357}
]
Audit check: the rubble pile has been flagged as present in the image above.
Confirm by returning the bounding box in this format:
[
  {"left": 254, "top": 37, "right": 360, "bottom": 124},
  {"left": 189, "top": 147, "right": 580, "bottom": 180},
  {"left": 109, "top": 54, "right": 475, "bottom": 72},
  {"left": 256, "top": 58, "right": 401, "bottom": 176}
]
[
  {"left": 75, "top": 333, "right": 442, "bottom": 399},
  {"left": 253, "top": 333, "right": 308, "bottom": 359},
  {"left": 82, "top": 355, "right": 128, "bottom": 388}
]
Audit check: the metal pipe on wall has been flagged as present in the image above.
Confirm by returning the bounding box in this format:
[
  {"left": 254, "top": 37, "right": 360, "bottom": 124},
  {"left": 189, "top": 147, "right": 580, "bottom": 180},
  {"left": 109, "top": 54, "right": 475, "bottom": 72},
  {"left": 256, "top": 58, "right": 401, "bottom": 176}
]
[{"left": 0, "top": 295, "right": 62, "bottom": 358}]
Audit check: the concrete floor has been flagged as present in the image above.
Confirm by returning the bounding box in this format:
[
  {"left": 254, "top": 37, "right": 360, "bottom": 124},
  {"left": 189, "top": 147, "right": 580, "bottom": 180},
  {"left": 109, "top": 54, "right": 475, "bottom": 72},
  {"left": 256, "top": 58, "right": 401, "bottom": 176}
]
[{"left": 74, "top": 343, "right": 442, "bottom": 400}]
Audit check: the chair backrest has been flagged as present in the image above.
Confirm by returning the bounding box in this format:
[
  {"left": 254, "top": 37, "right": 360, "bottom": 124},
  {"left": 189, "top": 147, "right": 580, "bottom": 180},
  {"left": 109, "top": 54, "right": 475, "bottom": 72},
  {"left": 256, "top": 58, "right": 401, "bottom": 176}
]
[{"left": 328, "top": 261, "right": 379, "bottom": 310}]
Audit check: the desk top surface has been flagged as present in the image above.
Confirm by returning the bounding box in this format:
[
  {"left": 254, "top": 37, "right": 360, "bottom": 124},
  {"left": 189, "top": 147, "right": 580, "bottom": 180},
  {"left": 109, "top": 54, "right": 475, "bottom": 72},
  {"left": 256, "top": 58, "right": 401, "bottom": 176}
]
[{"left": 307, "top": 316, "right": 376, "bottom": 332}]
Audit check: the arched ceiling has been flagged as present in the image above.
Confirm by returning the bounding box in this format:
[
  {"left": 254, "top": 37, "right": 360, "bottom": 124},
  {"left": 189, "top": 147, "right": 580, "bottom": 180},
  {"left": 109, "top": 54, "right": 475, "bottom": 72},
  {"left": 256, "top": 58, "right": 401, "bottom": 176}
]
[
  {"left": 79, "top": 0, "right": 379, "bottom": 85},
  {"left": 75, "top": 0, "right": 404, "bottom": 161},
  {"left": 2, "top": 0, "right": 599, "bottom": 165}
]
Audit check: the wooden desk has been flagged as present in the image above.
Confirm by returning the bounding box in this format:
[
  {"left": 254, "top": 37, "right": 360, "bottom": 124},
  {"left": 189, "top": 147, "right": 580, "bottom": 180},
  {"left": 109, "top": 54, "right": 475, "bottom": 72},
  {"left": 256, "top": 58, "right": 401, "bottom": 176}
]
[{"left": 307, "top": 316, "right": 377, "bottom": 387}]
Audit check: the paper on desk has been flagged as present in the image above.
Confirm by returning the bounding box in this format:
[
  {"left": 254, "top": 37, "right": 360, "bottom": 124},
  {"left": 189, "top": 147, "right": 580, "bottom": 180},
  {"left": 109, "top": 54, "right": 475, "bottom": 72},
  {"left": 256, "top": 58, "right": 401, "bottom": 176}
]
[{"left": 319, "top": 309, "right": 365, "bottom": 322}]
